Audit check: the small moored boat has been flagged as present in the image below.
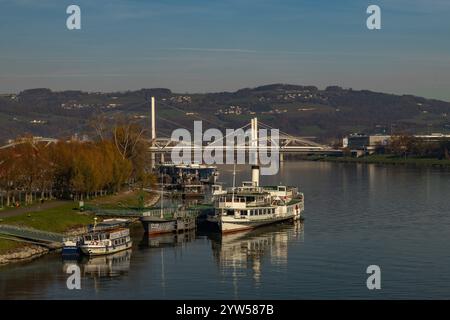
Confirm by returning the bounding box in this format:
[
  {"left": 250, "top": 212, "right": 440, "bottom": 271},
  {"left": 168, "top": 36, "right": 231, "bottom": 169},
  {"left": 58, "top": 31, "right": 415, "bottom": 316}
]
[
  {"left": 79, "top": 219, "right": 132, "bottom": 256},
  {"left": 62, "top": 237, "right": 81, "bottom": 258}
]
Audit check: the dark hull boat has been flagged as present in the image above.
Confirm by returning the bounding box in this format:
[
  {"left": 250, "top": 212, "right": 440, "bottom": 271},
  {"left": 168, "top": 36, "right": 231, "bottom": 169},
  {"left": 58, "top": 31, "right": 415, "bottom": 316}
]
[
  {"left": 158, "top": 163, "right": 218, "bottom": 185},
  {"left": 62, "top": 238, "right": 81, "bottom": 259},
  {"left": 140, "top": 215, "right": 196, "bottom": 236}
]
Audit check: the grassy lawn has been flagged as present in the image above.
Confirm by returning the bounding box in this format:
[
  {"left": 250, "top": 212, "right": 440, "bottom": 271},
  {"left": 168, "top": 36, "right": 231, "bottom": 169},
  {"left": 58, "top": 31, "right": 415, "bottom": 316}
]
[
  {"left": 86, "top": 190, "right": 157, "bottom": 209},
  {"left": 0, "top": 190, "right": 154, "bottom": 234},
  {"left": 0, "top": 238, "right": 26, "bottom": 254},
  {"left": 0, "top": 190, "right": 156, "bottom": 255},
  {"left": 0, "top": 200, "right": 48, "bottom": 213},
  {"left": 0, "top": 203, "right": 93, "bottom": 255},
  {"left": 1, "top": 203, "right": 94, "bottom": 233}
]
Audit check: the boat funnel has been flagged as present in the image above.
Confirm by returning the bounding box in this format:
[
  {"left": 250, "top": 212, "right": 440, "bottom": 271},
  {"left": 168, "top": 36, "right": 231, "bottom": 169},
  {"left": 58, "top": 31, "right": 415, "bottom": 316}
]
[{"left": 251, "top": 165, "right": 260, "bottom": 187}]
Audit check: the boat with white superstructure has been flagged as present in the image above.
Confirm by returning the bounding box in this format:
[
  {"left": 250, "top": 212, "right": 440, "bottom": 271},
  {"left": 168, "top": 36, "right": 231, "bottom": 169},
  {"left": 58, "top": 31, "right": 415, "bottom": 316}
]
[
  {"left": 214, "top": 177, "right": 304, "bottom": 233},
  {"left": 214, "top": 117, "right": 305, "bottom": 233},
  {"left": 79, "top": 219, "right": 133, "bottom": 256}
]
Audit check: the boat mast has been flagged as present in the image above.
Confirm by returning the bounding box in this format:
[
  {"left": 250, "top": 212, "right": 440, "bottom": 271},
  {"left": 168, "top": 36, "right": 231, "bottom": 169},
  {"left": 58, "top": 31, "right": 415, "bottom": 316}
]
[
  {"left": 160, "top": 167, "right": 164, "bottom": 219},
  {"left": 151, "top": 96, "right": 156, "bottom": 169},
  {"left": 232, "top": 163, "right": 236, "bottom": 202}
]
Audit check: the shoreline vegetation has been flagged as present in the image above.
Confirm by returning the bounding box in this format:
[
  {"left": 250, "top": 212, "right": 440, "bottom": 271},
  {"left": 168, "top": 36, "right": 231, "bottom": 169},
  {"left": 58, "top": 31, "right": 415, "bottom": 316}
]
[
  {"left": 310, "top": 134, "right": 450, "bottom": 168},
  {"left": 300, "top": 154, "right": 450, "bottom": 167},
  {"left": 0, "top": 190, "right": 159, "bottom": 265},
  {"left": 0, "top": 122, "right": 158, "bottom": 265}
]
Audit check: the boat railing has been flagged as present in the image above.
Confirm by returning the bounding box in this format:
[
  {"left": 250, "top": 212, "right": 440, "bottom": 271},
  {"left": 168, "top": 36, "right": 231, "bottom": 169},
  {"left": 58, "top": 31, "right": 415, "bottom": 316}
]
[
  {"left": 142, "top": 207, "right": 200, "bottom": 219},
  {"left": 62, "top": 235, "right": 81, "bottom": 243},
  {"left": 84, "top": 206, "right": 144, "bottom": 217}
]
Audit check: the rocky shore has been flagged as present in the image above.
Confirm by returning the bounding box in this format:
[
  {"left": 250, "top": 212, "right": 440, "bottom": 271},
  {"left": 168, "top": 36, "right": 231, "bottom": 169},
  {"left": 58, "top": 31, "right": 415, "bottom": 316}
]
[
  {"left": 0, "top": 226, "right": 88, "bottom": 266},
  {"left": 0, "top": 244, "right": 49, "bottom": 265}
]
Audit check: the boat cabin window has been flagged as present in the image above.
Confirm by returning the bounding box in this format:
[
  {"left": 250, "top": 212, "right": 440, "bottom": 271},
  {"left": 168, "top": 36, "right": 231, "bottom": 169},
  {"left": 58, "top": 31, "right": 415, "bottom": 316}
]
[
  {"left": 220, "top": 196, "right": 245, "bottom": 203},
  {"left": 114, "top": 238, "right": 125, "bottom": 246},
  {"left": 84, "top": 234, "right": 100, "bottom": 241}
]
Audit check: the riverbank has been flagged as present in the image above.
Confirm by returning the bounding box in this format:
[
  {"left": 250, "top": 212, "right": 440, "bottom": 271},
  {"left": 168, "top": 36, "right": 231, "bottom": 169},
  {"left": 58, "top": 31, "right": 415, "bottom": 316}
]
[
  {"left": 0, "top": 202, "right": 92, "bottom": 265},
  {"left": 0, "top": 189, "right": 159, "bottom": 265},
  {"left": 0, "top": 225, "right": 89, "bottom": 265},
  {"left": 0, "top": 243, "right": 49, "bottom": 265},
  {"left": 303, "top": 154, "right": 450, "bottom": 167}
]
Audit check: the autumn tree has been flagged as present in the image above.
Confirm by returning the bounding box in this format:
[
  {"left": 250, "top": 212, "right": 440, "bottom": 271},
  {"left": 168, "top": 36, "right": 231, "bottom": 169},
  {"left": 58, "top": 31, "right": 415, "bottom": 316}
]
[
  {"left": 1, "top": 129, "right": 153, "bottom": 205},
  {"left": 112, "top": 119, "right": 153, "bottom": 187},
  {"left": 0, "top": 148, "right": 19, "bottom": 206}
]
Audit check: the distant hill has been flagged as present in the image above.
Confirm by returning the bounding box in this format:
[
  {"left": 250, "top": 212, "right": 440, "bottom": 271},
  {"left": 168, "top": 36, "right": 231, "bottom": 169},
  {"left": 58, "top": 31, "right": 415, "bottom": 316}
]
[{"left": 1, "top": 84, "right": 450, "bottom": 144}]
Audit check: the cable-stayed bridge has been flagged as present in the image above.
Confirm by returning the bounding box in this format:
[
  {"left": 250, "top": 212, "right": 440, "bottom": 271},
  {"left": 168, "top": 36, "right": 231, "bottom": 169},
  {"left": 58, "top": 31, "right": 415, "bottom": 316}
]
[
  {"left": 147, "top": 98, "right": 340, "bottom": 157},
  {"left": 0, "top": 98, "right": 342, "bottom": 158}
]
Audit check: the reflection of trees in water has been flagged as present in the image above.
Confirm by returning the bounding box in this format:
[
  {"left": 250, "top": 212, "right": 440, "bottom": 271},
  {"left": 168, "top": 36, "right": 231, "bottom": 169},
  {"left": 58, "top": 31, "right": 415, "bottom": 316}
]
[
  {"left": 210, "top": 221, "right": 304, "bottom": 285},
  {"left": 0, "top": 256, "right": 62, "bottom": 299}
]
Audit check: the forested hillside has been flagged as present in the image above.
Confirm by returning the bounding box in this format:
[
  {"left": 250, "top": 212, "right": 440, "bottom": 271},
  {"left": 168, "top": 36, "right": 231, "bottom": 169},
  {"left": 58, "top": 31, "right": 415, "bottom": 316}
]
[{"left": 1, "top": 84, "right": 450, "bottom": 144}]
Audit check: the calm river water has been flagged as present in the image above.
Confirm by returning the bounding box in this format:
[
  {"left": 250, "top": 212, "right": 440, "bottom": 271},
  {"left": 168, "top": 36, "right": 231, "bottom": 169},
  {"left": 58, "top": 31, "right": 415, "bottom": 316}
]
[{"left": 1, "top": 161, "right": 450, "bottom": 299}]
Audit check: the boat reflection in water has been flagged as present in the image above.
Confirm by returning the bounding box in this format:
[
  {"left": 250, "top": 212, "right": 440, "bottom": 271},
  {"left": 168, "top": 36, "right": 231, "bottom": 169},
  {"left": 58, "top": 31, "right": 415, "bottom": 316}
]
[
  {"left": 62, "top": 249, "right": 132, "bottom": 279},
  {"left": 210, "top": 221, "right": 304, "bottom": 285},
  {"left": 139, "top": 229, "right": 196, "bottom": 248}
]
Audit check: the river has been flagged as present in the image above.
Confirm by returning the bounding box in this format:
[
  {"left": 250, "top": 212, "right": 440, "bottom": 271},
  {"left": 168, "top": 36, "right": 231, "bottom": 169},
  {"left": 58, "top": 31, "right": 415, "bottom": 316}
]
[{"left": 1, "top": 161, "right": 450, "bottom": 299}]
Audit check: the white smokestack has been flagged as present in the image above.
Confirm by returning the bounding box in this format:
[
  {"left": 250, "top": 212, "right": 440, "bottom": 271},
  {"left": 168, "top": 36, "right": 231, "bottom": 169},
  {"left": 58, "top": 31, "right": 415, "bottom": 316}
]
[{"left": 252, "top": 165, "right": 260, "bottom": 187}]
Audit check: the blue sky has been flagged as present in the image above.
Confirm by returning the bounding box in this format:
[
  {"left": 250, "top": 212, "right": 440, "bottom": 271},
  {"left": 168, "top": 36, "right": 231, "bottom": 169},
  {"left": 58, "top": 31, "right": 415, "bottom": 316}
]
[{"left": 1, "top": 0, "right": 450, "bottom": 100}]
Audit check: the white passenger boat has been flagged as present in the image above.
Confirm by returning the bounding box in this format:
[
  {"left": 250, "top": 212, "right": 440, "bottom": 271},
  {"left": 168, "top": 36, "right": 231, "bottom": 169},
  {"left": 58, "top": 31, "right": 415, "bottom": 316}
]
[
  {"left": 214, "top": 165, "right": 304, "bottom": 234},
  {"left": 214, "top": 117, "right": 305, "bottom": 233},
  {"left": 79, "top": 219, "right": 132, "bottom": 256}
]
